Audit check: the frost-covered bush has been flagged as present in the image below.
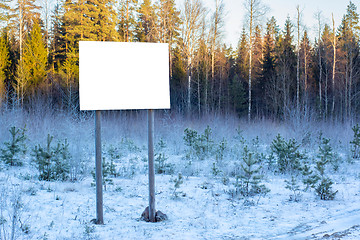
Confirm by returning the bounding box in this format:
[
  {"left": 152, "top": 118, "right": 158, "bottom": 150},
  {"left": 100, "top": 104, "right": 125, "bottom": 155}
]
[
  {"left": 350, "top": 124, "right": 360, "bottom": 159},
  {"left": 32, "top": 134, "right": 71, "bottom": 181},
  {"left": 270, "top": 134, "right": 305, "bottom": 173},
  {"left": 0, "top": 186, "right": 26, "bottom": 240},
  {"left": 0, "top": 126, "right": 27, "bottom": 166}
]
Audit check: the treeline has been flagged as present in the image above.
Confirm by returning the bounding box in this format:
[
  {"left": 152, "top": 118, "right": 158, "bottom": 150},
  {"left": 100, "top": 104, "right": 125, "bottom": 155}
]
[{"left": 0, "top": 0, "right": 359, "bottom": 121}]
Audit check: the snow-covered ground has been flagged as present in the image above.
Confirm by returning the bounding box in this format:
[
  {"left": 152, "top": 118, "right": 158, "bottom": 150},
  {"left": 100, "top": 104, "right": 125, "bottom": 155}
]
[{"left": 0, "top": 109, "right": 359, "bottom": 239}]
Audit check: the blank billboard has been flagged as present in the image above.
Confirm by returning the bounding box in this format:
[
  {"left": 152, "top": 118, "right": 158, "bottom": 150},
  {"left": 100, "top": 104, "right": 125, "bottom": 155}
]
[{"left": 79, "top": 41, "right": 170, "bottom": 110}]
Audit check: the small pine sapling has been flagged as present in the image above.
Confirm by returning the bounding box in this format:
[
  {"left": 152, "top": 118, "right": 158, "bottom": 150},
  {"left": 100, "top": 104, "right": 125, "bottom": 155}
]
[
  {"left": 285, "top": 176, "right": 302, "bottom": 201},
  {"left": 211, "top": 162, "right": 221, "bottom": 176},
  {"left": 350, "top": 124, "right": 360, "bottom": 159},
  {"left": 235, "top": 146, "right": 269, "bottom": 198},
  {"left": 215, "top": 138, "right": 227, "bottom": 161},
  {"left": 91, "top": 157, "right": 114, "bottom": 191},
  {"left": 155, "top": 138, "right": 173, "bottom": 174},
  {"left": 171, "top": 173, "right": 184, "bottom": 198},
  {"left": 302, "top": 164, "right": 319, "bottom": 191},
  {"left": 0, "top": 126, "right": 27, "bottom": 166},
  {"left": 201, "top": 126, "right": 214, "bottom": 156},
  {"left": 315, "top": 177, "right": 338, "bottom": 200},
  {"left": 32, "top": 135, "right": 54, "bottom": 181},
  {"left": 271, "top": 134, "right": 304, "bottom": 173},
  {"left": 308, "top": 137, "right": 338, "bottom": 200},
  {"left": 32, "top": 135, "right": 71, "bottom": 181}
]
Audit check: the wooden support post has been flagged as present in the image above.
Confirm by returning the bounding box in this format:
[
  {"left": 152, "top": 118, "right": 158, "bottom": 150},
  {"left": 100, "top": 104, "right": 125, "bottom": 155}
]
[
  {"left": 148, "top": 109, "right": 156, "bottom": 222},
  {"left": 95, "top": 110, "right": 104, "bottom": 224}
]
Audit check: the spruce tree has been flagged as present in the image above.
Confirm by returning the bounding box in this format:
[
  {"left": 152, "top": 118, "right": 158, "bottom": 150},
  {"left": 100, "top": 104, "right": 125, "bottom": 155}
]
[
  {"left": 0, "top": 31, "right": 10, "bottom": 105},
  {"left": 21, "top": 21, "right": 47, "bottom": 96}
]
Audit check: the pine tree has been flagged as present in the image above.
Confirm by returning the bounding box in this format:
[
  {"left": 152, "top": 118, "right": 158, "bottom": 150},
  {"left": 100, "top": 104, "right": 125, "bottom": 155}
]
[
  {"left": 337, "top": 1, "right": 360, "bottom": 120},
  {"left": 262, "top": 17, "right": 277, "bottom": 116},
  {"left": 236, "top": 145, "right": 269, "bottom": 198},
  {"left": 299, "top": 30, "right": 312, "bottom": 110},
  {"left": 12, "top": 0, "right": 41, "bottom": 60},
  {"left": 50, "top": 2, "right": 66, "bottom": 71},
  {"left": 0, "top": 31, "right": 10, "bottom": 106},
  {"left": 285, "top": 175, "right": 301, "bottom": 202},
  {"left": 0, "top": 126, "right": 27, "bottom": 166},
  {"left": 0, "top": 0, "right": 11, "bottom": 22},
  {"left": 276, "top": 17, "right": 296, "bottom": 119},
  {"left": 135, "top": 0, "right": 156, "bottom": 42},
  {"left": 118, "top": 0, "right": 138, "bottom": 42}
]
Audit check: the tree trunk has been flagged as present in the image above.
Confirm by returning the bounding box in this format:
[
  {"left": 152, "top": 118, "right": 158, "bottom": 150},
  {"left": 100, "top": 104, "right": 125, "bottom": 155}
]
[
  {"left": 296, "top": 6, "right": 300, "bottom": 114},
  {"left": 331, "top": 13, "right": 336, "bottom": 117}
]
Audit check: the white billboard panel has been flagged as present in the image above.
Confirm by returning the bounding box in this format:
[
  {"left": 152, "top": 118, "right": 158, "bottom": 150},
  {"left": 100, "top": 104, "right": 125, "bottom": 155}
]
[{"left": 79, "top": 41, "right": 170, "bottom": 110}]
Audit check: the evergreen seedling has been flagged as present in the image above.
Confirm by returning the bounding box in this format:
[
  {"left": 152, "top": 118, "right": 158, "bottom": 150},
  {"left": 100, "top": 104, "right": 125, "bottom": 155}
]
[
  {"left": 302, "top": 137, "right": 338, "bottom": 200},
  {"left": 91, "top": 157, "right": 114, "bottom": 191},
  {"left": 350, "top": 124, "right": 360, "bottom": 159},
  {"left": 271, "top": 134, "right": 303, "bottom": 173},
  {"left": 32, "top": 134, "right": 71, "bottom": 181},
  {"left": 285, "top": 176, "right": 301, "bottom": 201},
  {"left": 171, "top": 173, "right": 184, "bottom": 198},
  {"left": 215, "top": 138, "right": 227, "bottom": 161},
  {"left": 315, "top": 178, "right": 338, "bottom": 200},
  {"left": 235, "top": 146, "right": 269, "bottom": 198},
  {"left": 0, "top": 126, "right": 27, "bottom": 166},
  {"left": 155, "top": 138, "right": 173, "bottom": 174}
]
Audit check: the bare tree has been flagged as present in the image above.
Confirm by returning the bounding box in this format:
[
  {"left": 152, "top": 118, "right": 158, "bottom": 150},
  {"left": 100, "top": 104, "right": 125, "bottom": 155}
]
[
  {"left": 296, "top": 5, "right": 303, "bottom": 113},
  {"left": 210, "top": 0, "right": 225, "bottom": 112},
  {"left": 331, "top": 13, "right": 336, "bottom": 116},
  {"left": 244, "top": 0, "right": 267, "bottom": 121},
  {"left": 181, "top": 0, "right": 206, "bottom": 114},
  {"left": 314, "top": 11, "right": 324, "bottom": 117}
]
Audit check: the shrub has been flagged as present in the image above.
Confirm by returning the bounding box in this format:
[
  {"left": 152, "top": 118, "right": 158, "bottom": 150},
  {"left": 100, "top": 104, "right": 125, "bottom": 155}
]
[{"left": 0, "top": 126, "right": 27, "bottom": 166}]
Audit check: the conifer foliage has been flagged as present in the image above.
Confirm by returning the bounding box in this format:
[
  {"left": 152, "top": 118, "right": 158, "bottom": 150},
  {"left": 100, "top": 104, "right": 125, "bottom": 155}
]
[{"left": 0, "top": 126, "right": 27, "bottom": 166}]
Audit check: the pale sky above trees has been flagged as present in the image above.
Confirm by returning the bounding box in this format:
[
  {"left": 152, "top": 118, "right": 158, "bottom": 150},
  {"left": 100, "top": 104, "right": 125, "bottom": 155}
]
[{"left": 175, "top": 0, "right": 359, "bottom": 47}]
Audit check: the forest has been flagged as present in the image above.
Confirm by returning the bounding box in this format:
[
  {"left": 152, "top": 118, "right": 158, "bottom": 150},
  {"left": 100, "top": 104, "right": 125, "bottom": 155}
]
[
  {"left": 0, "top": 0, "right": 359, "bottom": 122},
  {"left": 2, "top": 1, "right": 360, "bottom": 239}
]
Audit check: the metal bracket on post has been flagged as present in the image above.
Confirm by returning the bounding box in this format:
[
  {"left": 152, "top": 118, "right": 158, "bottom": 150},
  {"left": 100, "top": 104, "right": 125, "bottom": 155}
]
[
  {"left": 95, "top": 110, "right": 104, "bottom": 224},
  {"left": 148, "top": 109, "right": 156, "bottom": 222}
]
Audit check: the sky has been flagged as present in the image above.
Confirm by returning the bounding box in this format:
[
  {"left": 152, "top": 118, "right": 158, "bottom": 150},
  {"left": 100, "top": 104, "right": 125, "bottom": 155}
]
[{"left": 175, "top": 0, "right": 359, "bottom": 47}]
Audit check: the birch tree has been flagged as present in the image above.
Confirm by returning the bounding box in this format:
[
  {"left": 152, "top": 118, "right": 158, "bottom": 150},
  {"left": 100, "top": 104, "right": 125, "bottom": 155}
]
[
  {"left": 181, "top": 0, "right": 205, "bottom": 114},
  {"left": 243, "top": 0, "right": 267, "bottom": 121}
]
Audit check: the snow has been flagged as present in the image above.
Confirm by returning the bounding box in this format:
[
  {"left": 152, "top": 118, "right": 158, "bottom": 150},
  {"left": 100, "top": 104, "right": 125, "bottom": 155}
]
[{"left": 0, "top": 109, "right": 360, "bottom": 239}]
